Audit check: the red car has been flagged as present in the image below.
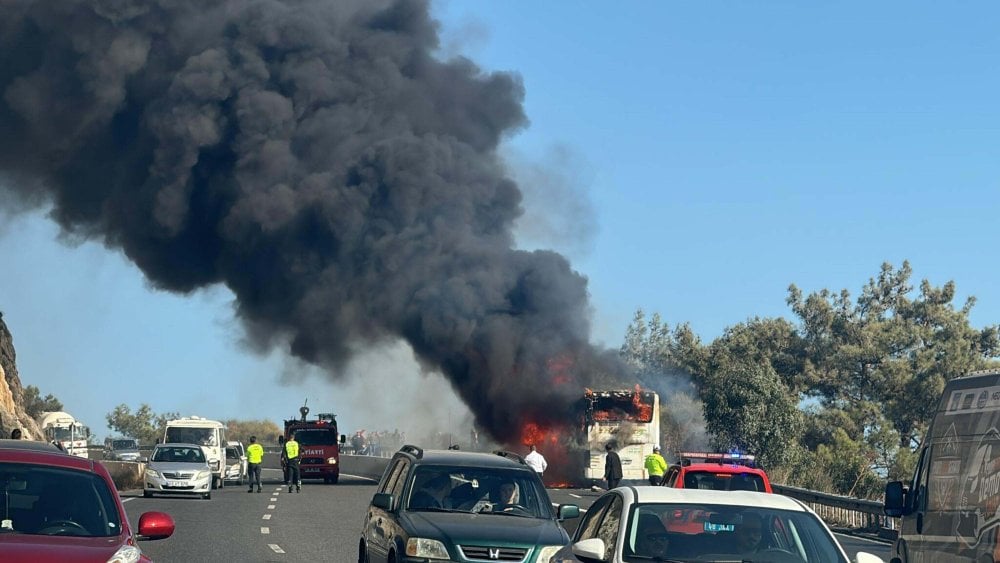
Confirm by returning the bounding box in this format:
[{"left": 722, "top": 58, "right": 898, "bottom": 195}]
[
  {"left": 660, "top": 452, "right": 772, "bottom": 534},
  {"left": 0, "top": 438, "right": 175, "bottom": 562}
]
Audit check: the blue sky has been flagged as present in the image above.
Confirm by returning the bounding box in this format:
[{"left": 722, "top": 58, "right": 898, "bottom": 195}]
[{"left": 2, "top": 2, "right": 999, "bottom": 441}]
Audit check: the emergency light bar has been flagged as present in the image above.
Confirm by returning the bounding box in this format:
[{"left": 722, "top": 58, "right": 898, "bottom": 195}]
[{"left": 679, "top": 452, "right": 757, "bottom": 467}]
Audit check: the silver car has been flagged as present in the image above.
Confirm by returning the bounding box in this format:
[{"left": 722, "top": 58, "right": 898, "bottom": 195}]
[{"left": 144, "top": 443, "right": 214, "bottom": 500}]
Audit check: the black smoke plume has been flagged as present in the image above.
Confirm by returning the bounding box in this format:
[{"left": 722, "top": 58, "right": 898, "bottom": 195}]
[{"left": 0, "top": 0, "right": 622, "bottom": 441}]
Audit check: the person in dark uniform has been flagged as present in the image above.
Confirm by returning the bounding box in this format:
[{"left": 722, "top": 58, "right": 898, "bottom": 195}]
[{"left": 604, "top": 442, "right": 623, "bottom": 490}]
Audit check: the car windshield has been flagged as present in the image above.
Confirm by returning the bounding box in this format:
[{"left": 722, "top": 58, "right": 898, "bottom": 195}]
[
  {"left": 406, "top": 466, "right": 553, "bottom": 519},
  {"left": 294, "top": 428, "right": 338, "bottom": 446},
  {"left": 682, "top": 471, "right": 767, "bottom": 492},
  {"left": 622, "top": 503, "right": 846, "bottom": 563},
  {"left": 0, "top": 463, "right": 123, "bottom": 537},
  {"left": 152, "top": 446, "right": 206, "bottom": 463},
  {"left": 112, "top": 440, "right": 137, "bottom": 451}
]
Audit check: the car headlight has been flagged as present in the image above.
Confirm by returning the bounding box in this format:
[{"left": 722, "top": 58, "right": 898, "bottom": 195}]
[
  {"left": 196, "top": 470, "right": 212, "bottom": 480},
  {"left": 536, "top": 545, "right": 563, "bottom": 563},
  {"left": 405, "top": 538, "right": 450, "bottom": 559},
  {"left": 326, "top": 457, "right": 337, "bottom": 465},
  {"left": 209, "top": 460, "right": 220, "bottom": 471},
  {"left": 106, "top": 544, "right": 141, "bottom": 563},
  {"left": 145, "top": 469, "right": 160, "bottom": 479}
]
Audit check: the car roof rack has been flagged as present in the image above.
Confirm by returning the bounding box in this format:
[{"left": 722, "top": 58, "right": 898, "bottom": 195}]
[
  {"left": 399, "top": 444, "right": 424, "bottom": 459},
  {"left": 679, "top": 451, "right": 757, "bottom": 468},
  {"left": 494, "top": 450, "right": 526, "bottom": 465}
]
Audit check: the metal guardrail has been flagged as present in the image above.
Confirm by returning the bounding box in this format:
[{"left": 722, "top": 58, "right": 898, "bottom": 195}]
[{"left": 772, "top": 484, "right": 898, "bottom": 541}]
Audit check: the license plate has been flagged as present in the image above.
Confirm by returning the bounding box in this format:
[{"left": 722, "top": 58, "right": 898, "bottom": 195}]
[
  {"left": 303, "top": 468, "right": 320, "bottom": 473},
  {"left": 167, "top": 480, "right": 186, "bottom": 487}
]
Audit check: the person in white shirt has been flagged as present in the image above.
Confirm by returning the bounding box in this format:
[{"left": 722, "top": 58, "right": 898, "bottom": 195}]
[{"left": 525, "top": 444, "right": 548, "bottom": 476}]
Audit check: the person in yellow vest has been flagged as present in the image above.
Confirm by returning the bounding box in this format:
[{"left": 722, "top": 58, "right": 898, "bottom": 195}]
[
  {"left": 644, "top": 445, "right": 667, "bottom": 486},
  {"left": 285, "top": 434, "right": 301, "bottom": 493},
  {"left": 246, "top": 436, "right": 264, "bottom": 493}
]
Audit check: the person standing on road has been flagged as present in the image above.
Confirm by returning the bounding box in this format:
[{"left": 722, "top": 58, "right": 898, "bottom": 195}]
[
  {"left": 604, "top": 442, "right": 623, "bottom": 490},
  {"left": 284, "top": 433, "right": 301, "bottom": 493},
  {"left": 644, "top": 445, "right": 667, "bottom": 486},
  {"left": 246, "top": 436, "right": 264, "bottom": 493},
  {"left": 525, "top": 445, "right": 548, "bottom": 477}
]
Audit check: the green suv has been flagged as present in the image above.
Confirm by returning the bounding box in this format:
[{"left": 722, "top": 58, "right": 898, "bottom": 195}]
[{"left": 360, "top": 445, "right": 580, "bottom": 562}]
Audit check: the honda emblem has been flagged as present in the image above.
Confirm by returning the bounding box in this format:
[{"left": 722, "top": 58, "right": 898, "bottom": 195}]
[{"left": 488, "top": 547, "right": 500, "bottom": 560}]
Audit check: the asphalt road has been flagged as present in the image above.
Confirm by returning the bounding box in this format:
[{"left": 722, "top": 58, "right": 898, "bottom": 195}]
[{"left": 122, "top": 454, "right": 891, "bottom": 562}]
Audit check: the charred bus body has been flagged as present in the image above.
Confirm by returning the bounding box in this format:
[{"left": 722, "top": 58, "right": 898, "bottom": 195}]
[
  {"left": 281, "top": 403, "right": 347, "bottom": 484},
  {"left": 579, "top": 388, "right": 660, "bottom": 483}
]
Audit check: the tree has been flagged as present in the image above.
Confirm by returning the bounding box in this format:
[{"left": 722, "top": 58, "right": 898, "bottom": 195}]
[
  {"left": 788, "top": 261, "right": 1000, "bottom": 448},
  {"left": 225, "top": 419, "right": 283, "bottom": 445},
  {"left": 106, "top": 404, "right": 179, "bottom": 446},
  {"left": 22, "top": 385, "right": 63, "bottom": 419},
  {"left": 699, "top": 360, "right": 802, "bottom": 468}
]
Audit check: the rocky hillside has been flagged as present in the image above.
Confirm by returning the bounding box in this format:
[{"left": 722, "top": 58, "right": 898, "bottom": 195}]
[{"left": 0, "top": 313, "right": 42, "bottom": 439}]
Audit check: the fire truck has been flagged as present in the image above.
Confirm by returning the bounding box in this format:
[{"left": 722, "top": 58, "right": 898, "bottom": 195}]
[{"left": 281, "top": 402, "right": 346, "bottom": 484}]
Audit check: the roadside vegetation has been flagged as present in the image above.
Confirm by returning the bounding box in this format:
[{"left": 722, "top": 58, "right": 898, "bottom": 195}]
[{"left": 622, "top": 261, "right": 1000, "bottom": 499}]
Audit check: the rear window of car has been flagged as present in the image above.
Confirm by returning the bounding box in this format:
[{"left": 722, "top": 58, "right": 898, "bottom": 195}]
[
  {"left": 0, "top": 462, "right": 123, "bottom": 537},
  {"left": 682, "top": 471, "right": 767, "bottom": 492},
  {"left": 623, "top": 503, "right": 846, "bottom": 563},
  {"left": 405, "top": 466, "right": 553, "bottom": 518}
]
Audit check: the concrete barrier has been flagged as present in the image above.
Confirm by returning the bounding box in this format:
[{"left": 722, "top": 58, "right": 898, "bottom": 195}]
[
  {"left": 340, "top": 454, "right": 389, "bottom": 481},
  {"left": 101, "top": 461, "right": 145, "bottom": 490}
]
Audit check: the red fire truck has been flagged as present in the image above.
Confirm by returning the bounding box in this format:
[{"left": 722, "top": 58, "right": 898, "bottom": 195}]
[{"left": 281, "top": 402, "right": 346, "bottom": 484}]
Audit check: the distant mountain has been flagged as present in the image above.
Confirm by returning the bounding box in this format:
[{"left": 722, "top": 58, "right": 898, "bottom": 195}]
[{"left": 0, "top": 313, "right": 42, "bottom": 439}]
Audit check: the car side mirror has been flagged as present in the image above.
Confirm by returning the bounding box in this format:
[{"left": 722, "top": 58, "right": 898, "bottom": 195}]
[
  {"left": 572, "top": 538, "right": 607, "bottom": 562},
  {"left": 372, "top": 492, "right": 394, "bottom": 510},
  {"left": 884, "top": 481, "right": 909, "bottom": 517},
  {"left": 341, "top": 434, "right": 347, "bottom": 444},
  {"left": 558, "top": 504, "right": 580, "bottom": 521},
  {"left": 137, "top": 511, "right": 176, "bottom": 541}
]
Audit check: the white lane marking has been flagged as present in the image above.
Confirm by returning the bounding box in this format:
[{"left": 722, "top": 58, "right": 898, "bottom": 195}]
[
  {"left": 268, "top": 504, "right": 276, "bottom": 509},
  {"left": 271, "top": 497, "right": 278, "bottom": 502},
  {"left": 121, "top": 498, "right": 135, "bottom": 503},
  {"left": 569, "top": 493, "right": 582, "bottom": 498},
  {"left": 263, "top": 514, "right": 272, "bottom": 520},
  {"left": 268, "top": 544, "right": 285, "bottom": 554},
  {"left": 261, "top": 527, "right": 270, "bottom": 534}
]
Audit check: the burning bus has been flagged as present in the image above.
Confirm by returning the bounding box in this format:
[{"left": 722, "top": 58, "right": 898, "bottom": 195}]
[
  {"left": 518, "top": 386, "right": 661, "bottom": 487},
  {"left": 580, "top": 387, "right": 661, "bottom": 483}
]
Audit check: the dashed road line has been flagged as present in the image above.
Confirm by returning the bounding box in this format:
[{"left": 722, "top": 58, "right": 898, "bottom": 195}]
[
  {"left": 263, "top": 514, "right": 272, "bottom": 520},
  {"left": 268, "top": 504, "right": 276, "bottom": 509},
  {"left": 261, "top": 527, "right": 270, "bottom": 534},
  {"left": 268, "top": 544, "right": 285, "bottom": 554},
  {"left": 569, "top": 493, "right": 582, "bottom": 498}
]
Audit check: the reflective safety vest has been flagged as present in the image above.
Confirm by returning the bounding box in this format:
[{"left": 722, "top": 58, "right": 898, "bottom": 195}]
[
  {"left": 247, "top": 443, "right": 264, "bottom": 464},
  {"left": 285, "top": 439, "right": 300, "bottom": 459},
  {"left": 644, "top": 453, "right": 667, "bottom": 477}
]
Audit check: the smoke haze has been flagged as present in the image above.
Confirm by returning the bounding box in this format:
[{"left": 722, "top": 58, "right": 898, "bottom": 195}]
[{"left": 0, "top": 0, "right": 622, "bottom": 441}]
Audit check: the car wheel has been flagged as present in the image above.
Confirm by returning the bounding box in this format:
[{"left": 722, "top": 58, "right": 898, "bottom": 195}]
[
  {"left": 203, "top": 491, "right": 211, "bottom": 500},
  {"left": 358, "top": 539, "right": 370, "bottom": 563},
  {"left": 331, "top": 473, "right": 339, "bottom": 484},
  {"left": 143, "top": 491, "right": 152, "bottom": 498}
]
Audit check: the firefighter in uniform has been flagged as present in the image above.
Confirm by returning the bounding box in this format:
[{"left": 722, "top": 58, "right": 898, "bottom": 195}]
[{"left": 285, "top": 434, "right": 301, "bottom": 493}]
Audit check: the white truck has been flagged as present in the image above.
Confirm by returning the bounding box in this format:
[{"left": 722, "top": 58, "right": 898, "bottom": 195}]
[
  {"left": 163, "top": 416, "right": 228, "bottom": 489},
  {"left": 37, "top": 411, "right": 91, "bottom": 458}
]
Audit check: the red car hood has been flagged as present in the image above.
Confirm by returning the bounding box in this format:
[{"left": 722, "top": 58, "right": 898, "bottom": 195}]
[{"left": 0, "top": 534, "right": 132, "bottom": 562}]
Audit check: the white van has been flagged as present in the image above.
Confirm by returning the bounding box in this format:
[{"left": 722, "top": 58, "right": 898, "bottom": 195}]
[
  {"left": 885, "top": 369, "right": 1000, "bottom": 563},
  {"left": 163, "top": 416, "right": 228, "bottom": 489}
]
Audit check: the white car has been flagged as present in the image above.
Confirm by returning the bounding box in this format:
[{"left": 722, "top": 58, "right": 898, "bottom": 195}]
[
  {"left": 143, "top": 443, "right": 214, "bottom": 500},
  {"left": 224, "top": 444, "right": 247, "bottom": 485},
  {"left": 554, "top": 487, "right": 885, "bottom": 563}
]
